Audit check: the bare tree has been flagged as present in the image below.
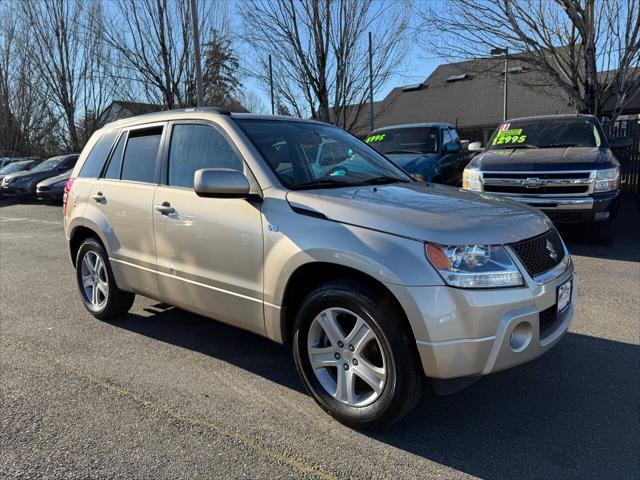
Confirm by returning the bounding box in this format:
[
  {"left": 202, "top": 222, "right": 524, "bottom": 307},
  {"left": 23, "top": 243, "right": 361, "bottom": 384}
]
[
  {"left": 417, "top": 0, "right": 640, "bottom": 118},
  {"left": 0, "top": 6, "right": 59, "bottom": 156},
  {"left": 99, "top": 0, "right": 228, "bottom": 109},
  {"left": 202, "top": 29, "right": 241, "bottom": 107},
  {"left": 241, "top": 0, "right": 411, "bottom": 129}
]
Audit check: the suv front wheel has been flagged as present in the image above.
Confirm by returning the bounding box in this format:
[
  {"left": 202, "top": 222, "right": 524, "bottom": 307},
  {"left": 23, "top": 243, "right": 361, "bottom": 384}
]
[
  {"left": 75, "top": 237, "right": 135, "bottom": 319},
  {"left": 292, "top": 280, "right": 424, "bottom": 430}
]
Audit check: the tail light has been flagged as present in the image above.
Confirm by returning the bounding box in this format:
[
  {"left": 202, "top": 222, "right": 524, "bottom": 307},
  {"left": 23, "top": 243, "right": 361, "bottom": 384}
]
[{"left": 63, "top": 177, "right": 75, "bottom": 215}]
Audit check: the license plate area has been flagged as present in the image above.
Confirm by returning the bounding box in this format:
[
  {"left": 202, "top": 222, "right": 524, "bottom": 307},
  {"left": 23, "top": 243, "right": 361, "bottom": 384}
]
[{"left": 557, "top": 278, "right": 572, "bottom": 315}]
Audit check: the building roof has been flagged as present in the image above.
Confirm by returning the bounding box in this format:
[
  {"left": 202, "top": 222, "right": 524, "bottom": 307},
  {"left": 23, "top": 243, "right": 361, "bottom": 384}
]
[{"left": 356, "top": 57, "right": 575, "bottom": 136}]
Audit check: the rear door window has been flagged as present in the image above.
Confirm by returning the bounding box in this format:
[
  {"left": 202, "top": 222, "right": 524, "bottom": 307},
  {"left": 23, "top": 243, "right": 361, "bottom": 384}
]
[
  {"left": 78, "top": 130, "right": 118, "bottom": 178},
  {"left": 121, "top": 127, "right": 163, "bottom": 184},
  {"left": 167, "top": 124, "right": 243, "bottom": 188}
]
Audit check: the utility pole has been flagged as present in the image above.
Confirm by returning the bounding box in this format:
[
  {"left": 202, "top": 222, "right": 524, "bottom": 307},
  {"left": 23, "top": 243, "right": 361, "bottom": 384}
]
[
  {"left": 269, "top": 54, "right": 275, "bottom": 115},
  {"left": 491, "top": 47, "right": 509, "bottom": 121},
  {"left": 368, "top": 31, "right": 374, "bottom": 132},
  {"left": 190, "top": 0, "right": 204, "bottom": 107}
]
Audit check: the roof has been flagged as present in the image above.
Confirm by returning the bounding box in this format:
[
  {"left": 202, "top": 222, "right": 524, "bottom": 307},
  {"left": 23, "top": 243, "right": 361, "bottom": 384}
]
[
  {"left": 103, "top": 108, "right": 329, "bottom": 130},
  {"left": 502, "top": 114, "right": 597, "bottom": 123},
  {"left": 373, "top": 122, "right": 455, "bottom": 132},
  {"left": 352, "top": 57, "right": 576, "bottom": 136}
]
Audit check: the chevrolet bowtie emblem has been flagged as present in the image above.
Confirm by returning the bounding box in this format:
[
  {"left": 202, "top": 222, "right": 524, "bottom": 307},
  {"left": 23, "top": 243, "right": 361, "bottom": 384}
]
[{"left": 522, "top": 177, "right": 544, "bottom": 188}]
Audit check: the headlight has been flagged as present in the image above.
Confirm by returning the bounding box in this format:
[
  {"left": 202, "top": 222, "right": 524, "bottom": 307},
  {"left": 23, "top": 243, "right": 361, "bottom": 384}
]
[
  {"left": 594, "top": 167, "right": 620, "bottom": 192},
  {"left": 462, "top": 168, "right": 482, "bottom": 191},
  {"left": 426, "top": 243, "right": 523, "bottom": 288}
]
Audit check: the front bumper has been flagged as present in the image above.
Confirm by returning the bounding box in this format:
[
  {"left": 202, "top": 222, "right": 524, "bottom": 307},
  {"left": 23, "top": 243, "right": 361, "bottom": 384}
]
[
  {"left": 392, "top": 259, "right": 576, "bottom": 379},
  {"left": 503, "top": 191, "right": 620, "bottom": 224},
  {"left": 0, "top": 185, "right": 34, "bottom": 196},
  {"left": 36, "top": 186, "right": 64, "bottom": 202}
]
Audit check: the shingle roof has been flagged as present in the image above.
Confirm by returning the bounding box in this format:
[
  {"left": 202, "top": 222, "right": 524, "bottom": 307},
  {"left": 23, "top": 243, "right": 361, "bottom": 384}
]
[{"left": 352, "top": 57, "right": 576, "bottom": 136}]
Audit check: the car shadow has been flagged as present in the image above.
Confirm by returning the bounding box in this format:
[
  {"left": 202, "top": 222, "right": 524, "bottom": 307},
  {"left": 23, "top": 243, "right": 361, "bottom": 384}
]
[
  {"left": 559, "top": 196, "right": 640, "bottom": 263},
  {"left": 109, "top": 306, "right": 639, "bottom": 479}
]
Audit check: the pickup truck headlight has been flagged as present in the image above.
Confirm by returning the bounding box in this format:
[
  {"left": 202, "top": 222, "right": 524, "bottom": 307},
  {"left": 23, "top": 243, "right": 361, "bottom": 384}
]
[
  {"left": 426, "top": 243, "right": 523, "bottom": 288},
  {"left": 594, "top": 167, "right": 620, "bottom": 192},
  {"left": 462, "top": 168, "right": 482, "bottom": 191}
]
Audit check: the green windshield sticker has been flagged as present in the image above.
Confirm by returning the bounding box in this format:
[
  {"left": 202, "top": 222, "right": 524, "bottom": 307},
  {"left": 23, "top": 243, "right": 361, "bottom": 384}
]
[
  {"left": 492, "top": 126, "right": 527, "bottom": 145},
  {"left": 365, "top": 134, "right": 385, "bottom": 144}
]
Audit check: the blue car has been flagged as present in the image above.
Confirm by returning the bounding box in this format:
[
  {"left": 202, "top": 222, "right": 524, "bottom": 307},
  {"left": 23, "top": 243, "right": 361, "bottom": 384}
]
[{"left": 365, "top": 123, "right": 470, "bottom": 186}]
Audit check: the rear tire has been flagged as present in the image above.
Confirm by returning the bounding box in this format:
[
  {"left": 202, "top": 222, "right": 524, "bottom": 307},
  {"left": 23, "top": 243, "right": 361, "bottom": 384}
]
[
  {"left": 75, "top": 237, "right": 135, "bottom": 319},
  {"left": 292, "top": 279, "right": 424, "bottom": 430},
  {"left": 590, "top": 219, "right": 615, "bottom": 245}
]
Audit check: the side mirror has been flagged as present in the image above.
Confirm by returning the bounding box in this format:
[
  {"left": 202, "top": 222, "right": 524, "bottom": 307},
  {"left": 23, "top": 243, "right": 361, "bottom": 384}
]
[
  {"left": 444, "top": 143, "right": 461, "bottom": 153},
  {"left": 194, "top": 168, "right": 250, "bottom": 198},
  {"left": 610, "top": 136, "right": 633, "bottom": 150},
  {"left": 468, "top": 141, "right": 484, "bottom": 153}
]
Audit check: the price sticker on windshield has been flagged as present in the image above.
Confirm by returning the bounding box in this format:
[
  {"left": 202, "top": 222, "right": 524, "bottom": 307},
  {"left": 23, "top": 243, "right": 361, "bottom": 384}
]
[
  {"left": 493, "top": 125, "right": 527, "bottom": 145},
  {"left": 365, "top": 134, "right": 385, "bottom": 144}
]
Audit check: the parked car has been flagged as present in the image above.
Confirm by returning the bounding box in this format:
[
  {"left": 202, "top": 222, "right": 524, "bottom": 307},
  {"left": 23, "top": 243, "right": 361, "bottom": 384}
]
[
  {"left": 0, "top": 160, "right": 38, "bottom": 185},
  {"left": 36, "top": 169, "right": 73, "bottom": 203},
  {"left": 65, "top": 109, "right": 576, "bottom": 429},
  {"left": 463, "top": 114, "right": 632, "bottom": 244},
  {"left": 0, "top": 157, "right": 35, "bottom": 170},
  {"left": 1, "top": 154, "right": 78, "bottom": 198},
  {"left": 365, "top": 123, "right": 470, "bottom": 185}
]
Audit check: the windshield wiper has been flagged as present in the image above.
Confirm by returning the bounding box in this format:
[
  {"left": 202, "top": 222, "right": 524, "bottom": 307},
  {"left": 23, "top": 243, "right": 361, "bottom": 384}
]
[
  {"left": 291, "top": 179, "right": 352, "bottom": 190},
  {"left": 358, "top": 176, "right": 410, "bottom": 185},
  {"left": 538, "top": 143, "right": 583, "bottom": 148},
  {"left": 383, "top": 149, "right": 423, "bottom": 154},
  {"left": 494, "top": 144, "right": 538, "bottom": 150}
]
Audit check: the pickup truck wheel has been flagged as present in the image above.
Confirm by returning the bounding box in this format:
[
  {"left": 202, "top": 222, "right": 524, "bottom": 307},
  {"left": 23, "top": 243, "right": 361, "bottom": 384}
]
[
  {"left": 590, "top": 219, "right": 615, "bottom": 245},
  {"left": 75, "top": 237, "right": 135, "bottom": 319},
  {"left": 292, "top": 280, "right": 424, "bottom": 430}
]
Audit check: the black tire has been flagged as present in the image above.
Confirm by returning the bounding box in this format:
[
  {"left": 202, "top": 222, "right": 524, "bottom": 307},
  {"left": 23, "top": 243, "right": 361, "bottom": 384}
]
[
  {"left": 590, "top": 219, "right": 616, "bottom": 245},
  {"left": 75, "top": 237, "right": 135, "bottom": 319},
  {"left": 292, "top": 279, "right": 425, "bottom": 430}
]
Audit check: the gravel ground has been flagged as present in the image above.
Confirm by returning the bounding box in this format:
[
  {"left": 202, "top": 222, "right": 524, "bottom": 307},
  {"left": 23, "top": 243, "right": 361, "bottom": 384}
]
[{"left": 1, "top": 199, "right": 638, "bottom": 479}]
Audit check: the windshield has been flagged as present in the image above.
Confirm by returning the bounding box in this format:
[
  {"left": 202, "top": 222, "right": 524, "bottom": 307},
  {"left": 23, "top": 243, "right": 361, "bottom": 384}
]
[
  {"left": 31, "top": 157, "right": 62, "bottom": 172},
  {"left": 237, "top": 119, "right": 411, "bottom": 189},
  {"left": 365, "top": 127, "right": 439, "bottom": 155},
  {"left": 0, "top": 162, "right": 31, "bottom": 174},
  {"left": 488, "top": 118, "right": 603, "bottom": 150}
]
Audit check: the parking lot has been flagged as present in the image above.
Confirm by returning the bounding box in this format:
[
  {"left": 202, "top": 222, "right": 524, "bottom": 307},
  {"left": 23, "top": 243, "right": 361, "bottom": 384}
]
[{"left": 0, "top": 199, "right": 638, "bottom": 479}]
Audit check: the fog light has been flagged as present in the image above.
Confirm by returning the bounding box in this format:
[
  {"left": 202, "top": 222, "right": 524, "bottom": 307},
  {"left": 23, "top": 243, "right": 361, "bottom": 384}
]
[
  {"left": 594, "top": 211, "right": 610, "bottom": 220},
  {"left": 509, "top": 322, "right": 533, "bottom": 352}
]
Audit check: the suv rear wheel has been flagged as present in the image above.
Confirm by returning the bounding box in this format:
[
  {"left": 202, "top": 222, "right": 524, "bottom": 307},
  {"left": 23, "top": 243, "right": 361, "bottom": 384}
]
[
  {"left": 75, "top": 237, "right": 135, "bottom": 319},
  {"left": 292, "top": 280, "right": 424, "bottom": 430}
]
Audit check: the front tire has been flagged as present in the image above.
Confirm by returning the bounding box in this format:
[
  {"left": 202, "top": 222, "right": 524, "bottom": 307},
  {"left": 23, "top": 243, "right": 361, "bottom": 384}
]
[
  {"left": 292, "top": 280, "right": 424, "bottom": 430},
  {"left": 75, "top": 237, "right": 135, "bottom": 319}
]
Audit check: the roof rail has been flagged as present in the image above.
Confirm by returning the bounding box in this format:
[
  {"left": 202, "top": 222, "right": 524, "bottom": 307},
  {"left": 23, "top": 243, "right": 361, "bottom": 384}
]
[{"left": 184, "top": 106, "right": 232, "bottom": 115}]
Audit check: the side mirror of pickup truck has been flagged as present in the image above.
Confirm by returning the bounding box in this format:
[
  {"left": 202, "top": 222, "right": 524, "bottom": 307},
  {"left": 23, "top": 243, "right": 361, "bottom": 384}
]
[
  {"left": 444, "top": 143, "right": 461, "bottom": 153},
  {"left": 194, "top": 168, "right": 250, "bottom": 198},
  {"left": 610, "top": 136, "right": 633, "bottom": 150},
  {"left": 468, "top": 141, "right": 484, "bottom": 153}
]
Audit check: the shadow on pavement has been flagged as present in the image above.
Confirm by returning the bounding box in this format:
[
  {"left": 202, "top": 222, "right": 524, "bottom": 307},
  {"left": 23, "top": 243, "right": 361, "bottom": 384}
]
[{"left": 110, "top": 305, "right": 639, "bottom": 479}]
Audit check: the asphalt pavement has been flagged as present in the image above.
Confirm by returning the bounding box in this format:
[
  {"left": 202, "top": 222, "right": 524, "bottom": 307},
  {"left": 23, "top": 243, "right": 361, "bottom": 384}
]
[{"left": 1, "top": 198, "right": 638, "bottom": 479}]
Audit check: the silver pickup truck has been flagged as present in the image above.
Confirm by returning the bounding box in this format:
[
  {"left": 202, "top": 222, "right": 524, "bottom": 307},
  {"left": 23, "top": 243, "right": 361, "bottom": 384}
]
[{"left": 463, "top": 115, "right": 633, "bottom": 244}]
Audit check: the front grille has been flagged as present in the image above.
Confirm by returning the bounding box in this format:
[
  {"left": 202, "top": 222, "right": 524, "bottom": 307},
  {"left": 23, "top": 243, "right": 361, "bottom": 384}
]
[
  {"left": 481, "top": 171, "right": 593, "bottom": 196},
  {"left": 511, "top": 229, "right": 565, "bottom": 277},
  {"left": 539, "top": 305, "right": 558, "bottom": 339},
  {"left": 484, "top": 185, "right": 588, "bottom": 194}
]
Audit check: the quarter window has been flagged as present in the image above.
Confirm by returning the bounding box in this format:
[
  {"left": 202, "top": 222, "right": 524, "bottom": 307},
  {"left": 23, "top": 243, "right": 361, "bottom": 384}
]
[
  {"left": 121, "top": 127, "right": 163, "bottom": 183},
  {"left": 78, "top": 130, "right": 117, "bottom": 178},
  {"left": 168, "top": 124, "right": 243, "bottom": 188}
]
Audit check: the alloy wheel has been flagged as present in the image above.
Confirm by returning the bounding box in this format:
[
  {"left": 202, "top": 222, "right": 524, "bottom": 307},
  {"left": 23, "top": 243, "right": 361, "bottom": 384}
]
[
  {"left": 80, "top": 251, "right": 108, "bottom": 308},
  {"left": 307, "top": 307, "right": 387, "bottom": 407}
]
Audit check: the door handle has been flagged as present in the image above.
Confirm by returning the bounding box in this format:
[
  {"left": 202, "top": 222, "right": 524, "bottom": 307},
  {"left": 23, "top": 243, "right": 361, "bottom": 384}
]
[
  {"left": 92, "top": 192, "right": 105, "bottom": 203},
  {"left": 155, "top": 202, "right": 175, "bottom": 215}
]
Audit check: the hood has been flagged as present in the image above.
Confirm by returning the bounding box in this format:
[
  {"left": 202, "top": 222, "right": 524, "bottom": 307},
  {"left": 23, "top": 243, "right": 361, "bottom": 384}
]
[
  {"left": 286, "top": 182, "right": 552, "bottom": 245},
  {"left": 3, "top": 169, "right": 59, "bottom": 185},
  {"left": 37, "top": 170, "right": 72, "bottom": 187},
  {"left": 469, "top": 147, "right": 615, "bottom": 171}
]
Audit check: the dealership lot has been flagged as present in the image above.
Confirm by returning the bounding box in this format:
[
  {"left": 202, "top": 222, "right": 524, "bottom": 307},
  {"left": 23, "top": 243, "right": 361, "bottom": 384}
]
[{"left": 1, "top": 200, "right": 638, "bottom": 479}]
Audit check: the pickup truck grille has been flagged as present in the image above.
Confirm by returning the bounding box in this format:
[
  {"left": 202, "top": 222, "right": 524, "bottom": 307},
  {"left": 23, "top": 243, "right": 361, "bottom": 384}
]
[
  {"left": 511, "top": 229, "right": 565, "bottom": 277},
  {"left": 482, "top": 171, "right": 593, "bottom": 196}
]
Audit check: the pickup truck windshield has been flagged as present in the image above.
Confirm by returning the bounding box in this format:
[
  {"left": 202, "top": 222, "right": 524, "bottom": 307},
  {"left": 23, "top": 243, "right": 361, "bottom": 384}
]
[
  {"left": 488, "top": 118, "right": 603, "bottom": 150},
  {"left": 365, "top": 127, "right": 440, "bottom": 155},
  {"left": 237, "top": 119, "right": 411, "bottom": 189}
]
